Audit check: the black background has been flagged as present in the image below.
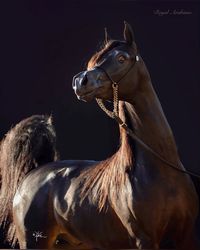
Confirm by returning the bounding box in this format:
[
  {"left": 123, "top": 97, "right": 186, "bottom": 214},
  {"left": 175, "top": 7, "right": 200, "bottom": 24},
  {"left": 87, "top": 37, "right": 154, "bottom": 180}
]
[{"left": 0, "top": 0, "right": 200, "bottom": 246}]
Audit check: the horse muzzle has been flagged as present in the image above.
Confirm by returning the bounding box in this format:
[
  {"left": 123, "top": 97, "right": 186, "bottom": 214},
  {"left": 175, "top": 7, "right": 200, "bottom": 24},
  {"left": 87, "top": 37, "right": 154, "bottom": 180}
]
[{"left": 72, "top": 70, "right": 105, "bottom": 102}]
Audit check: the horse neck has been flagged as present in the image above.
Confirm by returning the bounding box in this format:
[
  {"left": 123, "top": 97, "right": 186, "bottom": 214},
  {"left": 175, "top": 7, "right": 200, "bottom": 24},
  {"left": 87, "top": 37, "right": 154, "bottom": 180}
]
[{"left": 120, "top": 64, "right": 180, "bottom": 168}]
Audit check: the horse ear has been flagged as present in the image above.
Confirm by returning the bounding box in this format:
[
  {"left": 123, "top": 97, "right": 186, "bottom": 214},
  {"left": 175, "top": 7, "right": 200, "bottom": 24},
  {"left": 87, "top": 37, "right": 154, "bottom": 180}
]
[
  {"left": 104, "top": 27, "right": 111, "bottom": 44},
  {"left": 123, "top": 21, "right": 135, "bottom": 45}
]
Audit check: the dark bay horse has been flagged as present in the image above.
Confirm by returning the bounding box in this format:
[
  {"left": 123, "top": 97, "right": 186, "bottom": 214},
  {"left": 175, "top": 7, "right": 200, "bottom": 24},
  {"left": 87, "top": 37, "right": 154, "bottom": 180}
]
[{"left": 0, "top": 22, "right": 199, "bottom": 249}]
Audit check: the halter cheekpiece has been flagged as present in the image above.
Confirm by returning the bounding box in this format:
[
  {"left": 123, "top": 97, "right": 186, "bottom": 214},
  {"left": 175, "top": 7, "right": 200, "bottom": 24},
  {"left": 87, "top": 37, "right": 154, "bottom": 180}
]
[{"left": 96, "top": 54, "right": 140, "bottom": 119}]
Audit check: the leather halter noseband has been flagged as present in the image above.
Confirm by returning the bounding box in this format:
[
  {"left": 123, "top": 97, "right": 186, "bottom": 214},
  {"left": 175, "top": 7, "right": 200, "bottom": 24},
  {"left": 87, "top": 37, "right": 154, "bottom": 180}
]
[{"left": 95, "top": 54, "right": 200, "bottom": 179}]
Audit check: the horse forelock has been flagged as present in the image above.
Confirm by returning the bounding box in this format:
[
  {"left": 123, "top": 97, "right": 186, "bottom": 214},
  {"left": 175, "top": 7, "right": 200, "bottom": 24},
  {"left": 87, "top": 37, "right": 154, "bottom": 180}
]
[{"left": 79, "top": 101, "right": 139, "bottom": 211}]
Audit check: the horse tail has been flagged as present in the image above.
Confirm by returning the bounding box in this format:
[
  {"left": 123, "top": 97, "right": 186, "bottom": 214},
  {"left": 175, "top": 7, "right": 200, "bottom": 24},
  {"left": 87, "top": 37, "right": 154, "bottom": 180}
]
[{"left": 0, "top": 115, "right": 58, "bottom": 246}]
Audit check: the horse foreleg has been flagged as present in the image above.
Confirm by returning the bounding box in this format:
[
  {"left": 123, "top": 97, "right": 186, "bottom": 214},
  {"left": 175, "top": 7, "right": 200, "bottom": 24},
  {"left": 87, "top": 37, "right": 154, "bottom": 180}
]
[
  {"left": 135, "top": 234, "right": 160, "bottom": 250},
  {"left": 175, "top": 230, "right": 198, "bottom": 250},
  {"left": 136, "top": 239, "right": 159, "bottom": 250},
  {"left": 174, "top": 220, "right": 198, "bottom": 250}
]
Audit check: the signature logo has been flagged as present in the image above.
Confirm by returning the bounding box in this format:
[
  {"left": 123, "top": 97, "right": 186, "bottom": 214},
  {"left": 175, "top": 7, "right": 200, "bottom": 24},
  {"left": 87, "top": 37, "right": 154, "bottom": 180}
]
[
  {"left": 154, "top": 9, "right": 192, "bottom": 17},
  {"left": 32, "top": 231, "right": 47, "bottom": 242}
]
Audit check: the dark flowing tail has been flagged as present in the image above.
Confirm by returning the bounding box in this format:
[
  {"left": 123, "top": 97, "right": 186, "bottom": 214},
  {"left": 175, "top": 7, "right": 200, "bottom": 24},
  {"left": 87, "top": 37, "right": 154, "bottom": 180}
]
[{"left": 0, "top": 115, "right": 58, "bottom": 246}]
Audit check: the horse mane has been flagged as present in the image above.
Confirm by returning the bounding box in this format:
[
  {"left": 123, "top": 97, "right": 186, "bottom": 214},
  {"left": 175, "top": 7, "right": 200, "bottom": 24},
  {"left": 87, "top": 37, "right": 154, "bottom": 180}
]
[
  {"left": 80, "top": 101, "right": 139, "bottom": 211},
  {"left": 0, "top": 115, "right": 58, "bottom": 246}
]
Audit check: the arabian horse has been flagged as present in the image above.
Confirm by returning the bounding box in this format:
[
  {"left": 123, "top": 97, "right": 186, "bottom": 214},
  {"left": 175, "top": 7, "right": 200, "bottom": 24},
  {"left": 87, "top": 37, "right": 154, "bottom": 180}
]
[{"left": 0, "top": 22, "right": 199, "bottom": 249}]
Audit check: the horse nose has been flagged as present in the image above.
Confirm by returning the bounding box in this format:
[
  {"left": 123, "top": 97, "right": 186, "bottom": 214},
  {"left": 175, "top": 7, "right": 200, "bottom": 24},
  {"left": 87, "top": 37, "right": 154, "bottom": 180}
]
[{"left": 72, "top": 71, "right": 88, "bottom": 90}]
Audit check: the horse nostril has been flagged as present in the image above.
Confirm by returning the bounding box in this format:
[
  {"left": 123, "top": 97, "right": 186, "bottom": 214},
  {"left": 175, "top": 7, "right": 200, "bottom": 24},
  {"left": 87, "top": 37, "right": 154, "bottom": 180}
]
[{"left": 81, "top": 74, "right": 88, "bottom": 86}]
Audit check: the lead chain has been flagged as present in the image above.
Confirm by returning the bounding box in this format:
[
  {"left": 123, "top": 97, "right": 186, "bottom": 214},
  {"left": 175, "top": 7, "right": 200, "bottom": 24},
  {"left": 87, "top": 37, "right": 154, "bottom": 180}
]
[{"left": 96, "top": 83, "right": 119, "bottom": 119}]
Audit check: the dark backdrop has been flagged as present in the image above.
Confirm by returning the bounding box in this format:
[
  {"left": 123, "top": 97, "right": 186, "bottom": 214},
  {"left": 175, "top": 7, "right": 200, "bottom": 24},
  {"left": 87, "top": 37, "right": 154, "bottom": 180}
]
[{"left": 0, "top": 0, "right": 200, "bottom": 246}]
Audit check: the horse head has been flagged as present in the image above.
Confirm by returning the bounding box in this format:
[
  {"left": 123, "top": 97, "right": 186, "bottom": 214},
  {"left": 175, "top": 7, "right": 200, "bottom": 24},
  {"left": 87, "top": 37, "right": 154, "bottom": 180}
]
[{"left": 72, "top": 22, "right": 141, "bottom": 103}]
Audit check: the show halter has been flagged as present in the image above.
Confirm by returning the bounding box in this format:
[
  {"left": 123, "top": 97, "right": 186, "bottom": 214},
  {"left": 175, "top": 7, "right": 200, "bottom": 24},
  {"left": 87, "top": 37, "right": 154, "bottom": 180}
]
[{"left": 96, "top": 55, "right": 139, "bottom": 119}]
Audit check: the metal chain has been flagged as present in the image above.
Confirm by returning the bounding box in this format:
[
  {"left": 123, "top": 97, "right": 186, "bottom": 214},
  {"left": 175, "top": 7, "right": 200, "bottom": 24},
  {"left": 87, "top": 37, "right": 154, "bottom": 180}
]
[
  {"left": 95, "top": 55, "right": 139, "bottom": 119},
  {"left": 96, "top": 83, "right": 119, "bottom": 119},
  {"left": 113, "top": 83, "right": 119, "bottom": 115}
]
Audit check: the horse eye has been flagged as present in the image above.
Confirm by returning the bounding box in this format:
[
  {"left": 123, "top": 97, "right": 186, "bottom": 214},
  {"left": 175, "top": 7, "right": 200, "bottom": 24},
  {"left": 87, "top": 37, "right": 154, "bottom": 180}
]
[{"left": 117, "top": 55, "right": 126, "bottom": 63}]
